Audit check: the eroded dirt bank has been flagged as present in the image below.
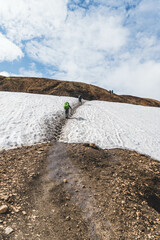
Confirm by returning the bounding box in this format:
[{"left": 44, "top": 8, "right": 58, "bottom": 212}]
[{"left": 0, "top": 143, "right": 160, "bottom": 239}]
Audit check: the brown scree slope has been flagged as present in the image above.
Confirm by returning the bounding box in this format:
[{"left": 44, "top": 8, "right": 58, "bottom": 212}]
[{"left": 0, "top": 76, "right": 160, "bottom": 107}]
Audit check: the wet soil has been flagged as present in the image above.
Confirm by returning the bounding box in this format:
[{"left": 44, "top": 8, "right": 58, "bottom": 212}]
[{"left": 0, "top": 142, "right": 160, "bottom": 240}]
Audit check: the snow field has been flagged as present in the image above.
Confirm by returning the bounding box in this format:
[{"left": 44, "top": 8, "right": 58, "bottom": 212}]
[
  {"left": 59, "top": 101, "right": 160, "bottom": 161},
  {"left": 0, "top": 92, "right": 77, "bottom": 150},
  {"left": 0, "top": 92, "right": 160, "bottom": 161}
]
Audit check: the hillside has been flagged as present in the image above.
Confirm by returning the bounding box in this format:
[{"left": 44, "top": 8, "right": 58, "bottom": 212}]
[{"left": 0, "top": 75, "right": 160, "bottom": 107}]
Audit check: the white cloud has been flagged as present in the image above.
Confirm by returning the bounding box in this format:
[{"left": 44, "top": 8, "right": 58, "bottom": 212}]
[
  {"left": 25, "top": 6, "right": 128, "bottom": 75},
  {"left": 0, "top": 71, "right": 10, "bottom": 77},
  {"left": 0, "top": 0, "right": 68, "bottom": 43},
  {"left": 0, "top": 33, "right": 23, "bottom": 61},
  {"left": 107, "top": 59, "right": 160, "bottom": 100},
  {"left": 126, "top": 0, "right": 160, "bottom": 37},
  {"left": 19, "top": 63, "right": 43, "bottom": 78}
]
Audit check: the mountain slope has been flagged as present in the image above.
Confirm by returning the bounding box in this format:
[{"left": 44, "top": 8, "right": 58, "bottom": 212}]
[{"left": 0, "top": 76, "right": 160, "bottom": 107}]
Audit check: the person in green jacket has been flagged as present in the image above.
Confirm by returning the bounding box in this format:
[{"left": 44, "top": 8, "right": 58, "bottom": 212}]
[{"left": 64, "top": 102, "right": 72, "bottom": 119}]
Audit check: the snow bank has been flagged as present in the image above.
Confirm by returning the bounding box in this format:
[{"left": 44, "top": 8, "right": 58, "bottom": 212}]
[
  {"left": 0, "top": 92, "right": 77, "bottom": 150},
  {"left": 59, "top": 101, "right": 160, "bottom": 161},
  {"left": 1, "top": 92, "right": 159, "bottom": 161}
]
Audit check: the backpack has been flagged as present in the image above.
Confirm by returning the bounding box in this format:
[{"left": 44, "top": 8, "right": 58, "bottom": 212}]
[{"left": 64, "top": 102, "right": 69, "bottom": 109}]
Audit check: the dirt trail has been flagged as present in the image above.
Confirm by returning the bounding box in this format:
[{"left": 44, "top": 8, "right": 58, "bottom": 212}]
[
  {"left": 21, "top": 142, "right": 115, "bottom": 239},
  {"left": 26, "top": 102, "right": 114, "bottom": 239},
  {"left": 55, "top": 102, "right": 83, "bottom": 141},
  {"left": 44, "top": 101, "right": 82, "bottom": 142},
  {"left": 23, "top": 102, "right": 115, "bottom": 239},
  {"left": 47, "top": 142, "right": 115, "bottom": 239}
]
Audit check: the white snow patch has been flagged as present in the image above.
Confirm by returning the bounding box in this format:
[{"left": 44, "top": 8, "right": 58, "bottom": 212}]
[
  {"left": 0, "top": 92, "right": 77, "bottom": 150},
  {"left": 0, "top": 92, "right": 160, "bottom": 162},
  {"left": 59, "top": 101, "right": 160, "bottom": 161}
]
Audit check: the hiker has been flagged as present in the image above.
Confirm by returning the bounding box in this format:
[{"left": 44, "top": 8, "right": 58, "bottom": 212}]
[
  {"left": 64, "top": 102, "right": 72, "bottom": 119},
  {"left": 78, "top": 95, "right": 82, "bottom": 104}
]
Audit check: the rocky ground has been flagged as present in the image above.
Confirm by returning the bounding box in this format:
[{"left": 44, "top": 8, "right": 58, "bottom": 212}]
[{"left": 0, "top": 142, "right": 160, "bottom": 240}]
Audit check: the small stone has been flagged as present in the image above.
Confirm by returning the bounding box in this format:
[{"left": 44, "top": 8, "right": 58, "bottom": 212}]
[
  {"left": 31, "top": 215, "right": 36, "bottom": 221},
  {"left": 66, "top": 216, "right": 71, "bottom": 221},
  {"left": 136, "top": 211, "right": 141, "bottom": 220},
  {"left": 11, "top": 205, "right": 21, "bottom": 213},
  {"left": 89, "top": 143, "right": 99, "bottom": 149},
  {"left": 156, "top": 218, "right": 160, "bottom": 223},
  {"left": 5, "top": 227, "right": 13, "bottom": 235},
  {"left": 22, "top": 211, "right": 27, "bottom": 215},
  {"left": 0, "top": 205, "right": 8, "bottom": 214},
  {"left": 148, "top": 234, "right": 152, "bottom": 239},
  {"left": 63, "top": 179, "right": 68, "bottom": 183},
  {"left": 0, "top": 194, "right": 9, "bottom": 201}
]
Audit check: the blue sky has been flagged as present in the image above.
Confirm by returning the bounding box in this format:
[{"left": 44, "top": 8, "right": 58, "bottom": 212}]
[{"left": 0, "top": 0, "right": 160, "bottom": 100}]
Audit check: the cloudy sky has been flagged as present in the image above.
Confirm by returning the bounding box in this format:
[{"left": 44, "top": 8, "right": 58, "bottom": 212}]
[{"left": 0, "top": 0, "right": 160, "bottom": 100}]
